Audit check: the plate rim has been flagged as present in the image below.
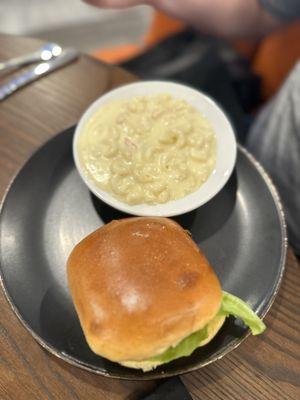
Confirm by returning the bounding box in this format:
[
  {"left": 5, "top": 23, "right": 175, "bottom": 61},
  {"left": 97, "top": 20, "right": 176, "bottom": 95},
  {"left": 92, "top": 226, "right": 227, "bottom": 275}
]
[{"left": 0, "top": 128, "right": 287, "bottom": 380}]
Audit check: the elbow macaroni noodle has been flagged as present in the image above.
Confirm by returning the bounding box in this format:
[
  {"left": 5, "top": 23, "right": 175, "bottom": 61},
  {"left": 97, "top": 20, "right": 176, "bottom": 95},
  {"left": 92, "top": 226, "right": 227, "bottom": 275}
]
[{"left": 78, "top": 94, "right": 216, "bottom": 205}]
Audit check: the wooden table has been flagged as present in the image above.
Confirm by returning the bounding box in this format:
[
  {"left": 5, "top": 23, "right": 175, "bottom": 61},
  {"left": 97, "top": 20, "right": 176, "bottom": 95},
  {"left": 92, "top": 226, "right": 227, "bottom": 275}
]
[{"left": 0, "top": 34, "right": 299, "bottom": 400}]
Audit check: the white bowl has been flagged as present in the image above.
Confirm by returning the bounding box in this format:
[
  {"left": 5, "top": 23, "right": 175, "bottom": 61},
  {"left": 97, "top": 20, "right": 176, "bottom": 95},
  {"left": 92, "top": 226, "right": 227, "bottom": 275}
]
[{"left": 73, "top": 81, "right": 237, "bottom": 217}]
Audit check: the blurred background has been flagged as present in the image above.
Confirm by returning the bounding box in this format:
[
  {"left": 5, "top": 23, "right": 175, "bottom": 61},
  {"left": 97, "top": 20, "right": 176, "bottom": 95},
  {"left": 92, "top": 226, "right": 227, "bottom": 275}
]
[
  {"left": 0, "top": 0, "right": 152, "bottom": 52},
  {"left": 2, "top": 0, "right": 300, "bottom": 141}
]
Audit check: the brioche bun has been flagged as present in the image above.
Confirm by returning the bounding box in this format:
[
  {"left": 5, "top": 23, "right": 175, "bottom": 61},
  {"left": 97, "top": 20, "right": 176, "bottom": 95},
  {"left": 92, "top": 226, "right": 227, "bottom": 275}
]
[{"left": 67, "top": 217, "right": 223, "bottom": 364}]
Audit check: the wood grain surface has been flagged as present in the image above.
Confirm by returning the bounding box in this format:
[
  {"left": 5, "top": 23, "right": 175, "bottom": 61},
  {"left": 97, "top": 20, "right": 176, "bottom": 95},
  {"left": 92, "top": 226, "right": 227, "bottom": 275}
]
[{"left": 0, "top": 34, "right": 299, "bottom": 400}]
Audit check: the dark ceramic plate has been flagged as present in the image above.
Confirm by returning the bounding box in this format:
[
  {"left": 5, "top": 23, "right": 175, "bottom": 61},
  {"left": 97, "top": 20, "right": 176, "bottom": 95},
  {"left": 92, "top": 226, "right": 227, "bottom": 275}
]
[{"left": 0, "top": 127, "right": 286, "bottom": 380}]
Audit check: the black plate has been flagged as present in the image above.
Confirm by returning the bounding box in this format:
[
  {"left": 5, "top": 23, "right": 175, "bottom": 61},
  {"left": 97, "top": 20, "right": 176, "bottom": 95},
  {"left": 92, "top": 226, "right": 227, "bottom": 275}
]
[{"left": 0, "top": 127, "right": 286, "bottom": 380}]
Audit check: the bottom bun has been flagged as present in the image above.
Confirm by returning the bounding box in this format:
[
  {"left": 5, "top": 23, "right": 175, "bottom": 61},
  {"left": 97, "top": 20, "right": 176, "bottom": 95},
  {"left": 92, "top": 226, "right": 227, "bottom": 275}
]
[{"left": 120, "top": 314, "right": 225, "bottom": 371}]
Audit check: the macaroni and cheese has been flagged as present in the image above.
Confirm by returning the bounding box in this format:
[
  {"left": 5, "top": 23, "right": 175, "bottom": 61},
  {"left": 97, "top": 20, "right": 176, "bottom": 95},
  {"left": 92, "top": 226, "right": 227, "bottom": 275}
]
[{"left": 77, "top": 94, "right": 216, "bottom": 205}]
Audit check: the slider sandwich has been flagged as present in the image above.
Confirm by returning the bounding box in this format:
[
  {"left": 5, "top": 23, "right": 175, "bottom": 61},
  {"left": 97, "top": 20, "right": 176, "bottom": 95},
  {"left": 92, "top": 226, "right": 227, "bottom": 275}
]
[{"left": 67, "top": 217, "right": 265, "bottom": 371}]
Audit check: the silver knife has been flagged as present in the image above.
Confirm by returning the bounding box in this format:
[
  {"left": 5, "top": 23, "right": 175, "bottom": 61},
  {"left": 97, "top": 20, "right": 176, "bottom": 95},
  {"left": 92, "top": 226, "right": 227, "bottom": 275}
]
[{"left": 0, "top": 48, "right": 79, "bottom": 101}]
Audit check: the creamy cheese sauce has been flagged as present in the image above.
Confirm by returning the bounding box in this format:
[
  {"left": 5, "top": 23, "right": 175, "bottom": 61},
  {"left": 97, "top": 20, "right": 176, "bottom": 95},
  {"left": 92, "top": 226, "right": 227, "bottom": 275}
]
[{"left": 78, "top": 94, "right": 216, "bottom": 205}]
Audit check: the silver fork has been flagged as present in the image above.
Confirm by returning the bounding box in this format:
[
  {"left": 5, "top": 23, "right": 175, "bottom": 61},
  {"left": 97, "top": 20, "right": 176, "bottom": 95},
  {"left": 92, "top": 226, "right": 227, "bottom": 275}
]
[{"left": 0, "top": 43, "right": 62, "bottom": 75}]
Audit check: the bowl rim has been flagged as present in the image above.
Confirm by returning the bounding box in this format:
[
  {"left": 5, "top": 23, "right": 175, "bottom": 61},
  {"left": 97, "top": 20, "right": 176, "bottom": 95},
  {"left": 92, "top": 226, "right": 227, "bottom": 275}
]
[{"left": 73, "top": 80, "right": 237, "bottom": 216}]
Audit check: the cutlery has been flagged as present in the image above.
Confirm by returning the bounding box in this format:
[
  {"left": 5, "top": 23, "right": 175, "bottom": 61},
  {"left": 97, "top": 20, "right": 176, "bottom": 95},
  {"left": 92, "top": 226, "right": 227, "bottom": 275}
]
[
  {"left": 0, "top": 43, "right": 62, "bottom": 75},
  {"left": 0, "top": 48, "right": 79, "bottom": 101}
]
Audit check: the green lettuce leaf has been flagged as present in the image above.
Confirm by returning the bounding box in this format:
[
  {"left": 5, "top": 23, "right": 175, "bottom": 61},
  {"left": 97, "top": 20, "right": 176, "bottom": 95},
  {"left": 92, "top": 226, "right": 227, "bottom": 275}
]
[
  {"left": 144, "top": 292, "right": 265, "bottom": 365},
  {"left": 149, "top": 325, "right": 208, "bottom": 364},
  {"left": 219, "top": 291, "right": 266, "bottom": 335}
]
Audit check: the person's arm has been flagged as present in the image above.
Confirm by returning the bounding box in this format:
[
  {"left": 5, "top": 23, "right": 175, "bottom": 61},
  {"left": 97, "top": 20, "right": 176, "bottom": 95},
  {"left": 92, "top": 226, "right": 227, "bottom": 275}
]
[{"left": 83, "top": 0, "right": 283, "bottom": 39}]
